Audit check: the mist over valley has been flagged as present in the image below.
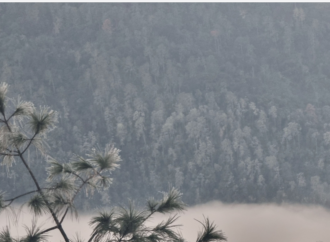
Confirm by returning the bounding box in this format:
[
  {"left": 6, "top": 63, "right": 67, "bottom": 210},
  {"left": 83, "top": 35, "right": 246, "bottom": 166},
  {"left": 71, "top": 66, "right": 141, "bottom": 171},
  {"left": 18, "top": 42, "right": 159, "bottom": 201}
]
[{"left": 2, "top": 202, "right": 330, "bottom": 242}]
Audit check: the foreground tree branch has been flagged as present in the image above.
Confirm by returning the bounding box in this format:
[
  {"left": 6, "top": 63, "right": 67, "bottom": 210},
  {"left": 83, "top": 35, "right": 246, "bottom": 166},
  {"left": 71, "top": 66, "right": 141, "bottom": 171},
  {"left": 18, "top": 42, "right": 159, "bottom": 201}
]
[{"left": 0, "top": 82, "right": 227, "bottom": 242}]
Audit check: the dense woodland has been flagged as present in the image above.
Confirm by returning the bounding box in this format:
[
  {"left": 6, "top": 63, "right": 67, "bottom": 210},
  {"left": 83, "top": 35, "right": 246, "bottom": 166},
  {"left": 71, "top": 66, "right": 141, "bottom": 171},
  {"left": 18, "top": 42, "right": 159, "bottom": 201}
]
[{"left": 2, "top": 3, "right": 330, "bottom": 209}]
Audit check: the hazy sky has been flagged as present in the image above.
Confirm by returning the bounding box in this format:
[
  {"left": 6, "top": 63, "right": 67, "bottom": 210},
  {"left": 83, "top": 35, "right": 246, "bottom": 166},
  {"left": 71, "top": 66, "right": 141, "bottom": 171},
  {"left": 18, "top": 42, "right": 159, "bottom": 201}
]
[{"left": 2, "top": 201, "right": 330, "bottom": 242}]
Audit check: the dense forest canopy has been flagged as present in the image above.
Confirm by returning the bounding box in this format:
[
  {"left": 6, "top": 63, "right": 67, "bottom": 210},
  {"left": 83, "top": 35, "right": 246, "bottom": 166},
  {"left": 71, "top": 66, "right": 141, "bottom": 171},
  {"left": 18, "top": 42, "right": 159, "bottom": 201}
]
[{"left": 2, "top": 3, "right": 330, "bottom": 209}]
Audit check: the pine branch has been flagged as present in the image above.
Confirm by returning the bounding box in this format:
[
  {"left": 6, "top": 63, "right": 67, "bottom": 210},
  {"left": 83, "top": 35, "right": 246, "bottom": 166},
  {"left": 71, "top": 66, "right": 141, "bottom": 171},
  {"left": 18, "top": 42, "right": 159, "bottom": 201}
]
[
  {"left": 2, "top": 114, "right": 70, "bottom": 242},
  {"left": 195, "top": 217, "right": 226, "bottom": 242}
]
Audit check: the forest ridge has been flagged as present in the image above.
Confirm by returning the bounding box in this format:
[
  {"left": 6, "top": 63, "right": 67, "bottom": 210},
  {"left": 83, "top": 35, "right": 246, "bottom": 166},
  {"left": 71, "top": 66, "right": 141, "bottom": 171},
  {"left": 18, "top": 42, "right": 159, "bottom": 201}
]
[{"left": 1, "top": 3, "right": 330, "bottom": 208}]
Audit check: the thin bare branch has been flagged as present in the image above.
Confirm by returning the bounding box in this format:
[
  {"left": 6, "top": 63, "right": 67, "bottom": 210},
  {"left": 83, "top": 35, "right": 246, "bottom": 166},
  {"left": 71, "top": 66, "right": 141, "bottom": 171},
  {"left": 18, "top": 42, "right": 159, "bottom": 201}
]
[
  {"left": 20, "top": 132, "right": 37, "bottom": 155},
  {"left": 60, "top": 175, "right": 95, "bottom": 224},
  {"left": 37, "top": 225, "right": 58, "bottom": 236},
  {"left": 0, "top": 152, "right": 19, "bottom": 156},
  {"left": 4, "top": 190, "right": 38, "bottom": 205}
]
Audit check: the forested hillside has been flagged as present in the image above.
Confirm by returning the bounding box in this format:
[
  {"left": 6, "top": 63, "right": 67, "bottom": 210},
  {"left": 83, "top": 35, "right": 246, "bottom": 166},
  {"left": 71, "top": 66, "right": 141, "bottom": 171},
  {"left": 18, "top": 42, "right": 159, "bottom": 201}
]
[{"left": 2, "top": 3, "right": 330, "bottom": 208}]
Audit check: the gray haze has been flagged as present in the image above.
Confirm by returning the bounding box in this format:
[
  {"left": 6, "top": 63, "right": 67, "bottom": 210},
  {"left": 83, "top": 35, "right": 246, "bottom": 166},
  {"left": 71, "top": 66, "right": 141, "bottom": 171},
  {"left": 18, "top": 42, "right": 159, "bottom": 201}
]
[
  {"left": 4, "top": 3, "right": 330, "bottom": 209},
  {"left": 2, "top": 202, "right": 330, "bottom": 242},
  {"left": 3, "top": 3, "right": 330, "bottom": 241}
]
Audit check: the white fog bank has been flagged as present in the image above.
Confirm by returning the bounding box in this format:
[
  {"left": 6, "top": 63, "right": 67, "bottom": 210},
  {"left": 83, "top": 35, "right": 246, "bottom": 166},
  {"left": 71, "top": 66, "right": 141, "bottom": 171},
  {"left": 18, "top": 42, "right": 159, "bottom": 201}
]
[{"left": 1, "top": 202, "right": 330, "bottom": 242}]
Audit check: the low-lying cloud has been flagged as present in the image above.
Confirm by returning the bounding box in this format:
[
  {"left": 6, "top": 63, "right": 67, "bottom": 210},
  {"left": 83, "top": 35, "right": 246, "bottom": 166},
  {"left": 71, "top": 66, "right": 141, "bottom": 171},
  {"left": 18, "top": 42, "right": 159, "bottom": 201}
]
[{"left": 1, "top": 202, "right": 330, "bottom": 242}]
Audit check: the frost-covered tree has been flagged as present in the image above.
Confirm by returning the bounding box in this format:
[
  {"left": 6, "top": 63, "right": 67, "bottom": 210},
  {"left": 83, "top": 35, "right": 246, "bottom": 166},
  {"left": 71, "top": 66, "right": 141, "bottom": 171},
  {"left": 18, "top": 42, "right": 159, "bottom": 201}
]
[{"left": 0, "top": 83, "right": 226, "bottom": 242}]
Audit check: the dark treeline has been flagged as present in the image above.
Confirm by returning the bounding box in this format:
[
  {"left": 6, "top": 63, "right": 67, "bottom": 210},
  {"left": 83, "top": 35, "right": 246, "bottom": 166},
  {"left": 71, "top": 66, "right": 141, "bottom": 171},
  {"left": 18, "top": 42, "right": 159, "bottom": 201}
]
[{"left": 2, "top": 3, "right": 330, "bottom": 208}]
